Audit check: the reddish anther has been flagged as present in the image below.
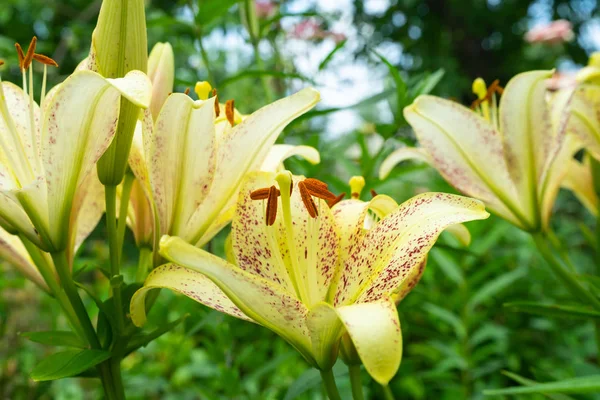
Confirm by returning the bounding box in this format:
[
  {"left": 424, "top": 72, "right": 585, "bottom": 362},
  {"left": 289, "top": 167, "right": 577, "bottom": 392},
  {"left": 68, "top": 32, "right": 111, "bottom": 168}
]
[
  {"left": 225, "top": 99, "right": 235, "bottom": 126},
  {"left": 33, "top": 53, "right": 58, "bottom": 67},
  {"left": 302, "top": 178, "right": 336, "bottom": 200},
  {"left": 327, "top": 192, "right": 346, "bottom": 208},
  {"left": 23, "top": 36, "right": 37, "bottom": 70},
  {"left": 298, "top": 181, "right": 319, "bottom": 218},
  {"left": 265, "top": 185, "right": 279, "bottom": 226}
]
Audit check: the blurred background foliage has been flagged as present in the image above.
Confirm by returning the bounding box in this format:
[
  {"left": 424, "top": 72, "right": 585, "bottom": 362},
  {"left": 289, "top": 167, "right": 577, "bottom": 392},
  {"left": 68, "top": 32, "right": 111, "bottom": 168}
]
[{"left": 1, "top": 0, "right": 600, "bottom": 398}]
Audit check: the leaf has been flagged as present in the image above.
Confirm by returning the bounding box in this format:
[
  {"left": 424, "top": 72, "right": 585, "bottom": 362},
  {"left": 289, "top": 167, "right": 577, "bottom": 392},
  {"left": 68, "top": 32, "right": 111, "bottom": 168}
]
[
  {"left": 319, "top": 39, "right": 347, "bottom": 70},
  {"left": 423, "top": 303, "right": 466, "bottom": 340},
  {"left": 409, "top": 69, "right": 445, "bottom": 98},
  {"left": 467, "top": 268, "right": 527, "bottom": 311},
  {"left": 483, "top": 375, "right": 600, "bottom": 395},
  {"left": 21, "top": 331, "right": 87, "bottom": 349},
  {"left": 284, "top": 362, "right": 347, "bottom": 400},
  {"left": 372, "top": 50, "right": 407, "bottom": 118},
  {"left": 501, "top": 371, "right": 576, "bottom": 400},
  {"left": 219, "top": 70, "right": 316, "bottom": 89},
  {"left": 504, "top": 301, "right": 600, "bottom": 320},
  {"left": 196, "top": 0, "right": 242, "bottom": 26},
  {"left": 31, "top": 349, "right": 111, "bottom": 381},
  {"left": 125, "top": 314, "right": 190, "bottom": 356}
]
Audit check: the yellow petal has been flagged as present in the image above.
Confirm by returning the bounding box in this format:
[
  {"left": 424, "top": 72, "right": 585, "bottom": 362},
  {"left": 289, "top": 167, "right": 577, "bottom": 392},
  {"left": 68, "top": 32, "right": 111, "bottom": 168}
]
[
  {"left": 43, "top": 70, "right": 150, "bottom": 250},
  {"left": 568, "top": 85, "right": 600, "bottom": 161},
  {"left": 260, "top": 144, "right": 320, "bottom": 172},
  {"left": 445, "top": 223, "right": 472, "bottom": 247},
  {"left": 106, "top": 70, "right": 152, "bottom": 109},
  {"left": 131, "top": 263, "right": 253, "bottom": 327},
  {"left": 147, "top": 43, "right": 174, "bottom": 120},
  {"left": 0, "top": 227, "right": 48, "bottom": 291},
  {"left": 336, "top": 297, "right": 402, "bottom": 385},
  {"left": 0, "top": 190, "right": 40, "bottom": 246},
  {"left": 126, "top": 178, "right": 154, "bottom": 247},
  {"left": 183, "top": 88, "right": 320, "bottom": 244},
  {"left": 306, "top": 302, "right": 344, "bottom": 370},
  {"left": 157, "top": 235, "right": 314, "bottom": 362},
  {"left": 149, "top": 94, "right": 216, "bottom": 236},
  {"left": 335, "top": 193, "right": 489, "bottom": 305},
  {"left": 406, "top": 96, "right": 526, "bottom": 228},
  {"left": 562, "top": 156, "right": 598, "bottom": 216},
  {"left": 379, "top": 146, "right": 433, "bottom": 180}
]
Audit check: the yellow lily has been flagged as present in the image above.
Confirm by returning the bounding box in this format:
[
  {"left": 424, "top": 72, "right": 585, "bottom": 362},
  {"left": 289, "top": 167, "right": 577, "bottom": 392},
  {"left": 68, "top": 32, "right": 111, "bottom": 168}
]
[
  {"left": 561, "top": 155, "right": 598, "bottom": 216},
  {"left": 0, "top": 39, "right": 151, "bottom": 252},
  {"left": 128, "top": 86, "right": 321, "bottom": 248},
  {"left": 380, "top": 71, "right": 574, "bottom": 232},
  {"left": 131, "top": 171, "right": 488, "bottom": 384}
]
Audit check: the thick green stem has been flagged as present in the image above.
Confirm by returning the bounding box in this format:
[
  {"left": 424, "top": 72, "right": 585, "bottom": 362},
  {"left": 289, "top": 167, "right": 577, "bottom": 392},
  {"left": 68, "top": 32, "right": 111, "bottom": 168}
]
[
  {"left": 590, "top": 157, "right": 600, "bottom": 365},
  {"left": 531, "top": 233, "right": 600, "bottom": 310},
  {"left": 320, "top": 369, "right": 342, "bottom": 400},
  {"left": 105, "top": 184, "right": 125, "bottom": 332},
  {"left": 116, "top": 173, "right": 135, "bottom": 260},
  {"left": 348, "top": 365, "right": 365, "bottom": 400},
  {"left": 381, "top": 384, "right": 395, "bottom": 400}
]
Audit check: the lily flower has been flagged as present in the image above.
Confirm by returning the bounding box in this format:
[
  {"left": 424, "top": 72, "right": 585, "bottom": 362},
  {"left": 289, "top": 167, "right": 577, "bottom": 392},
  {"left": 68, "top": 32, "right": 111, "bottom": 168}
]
[
  {"left": 131, "top": 171, "right": 488, "bottom": 384},
  {"left": 0, "top": 37, "right": 151, "bottom": 252},
  {"left": 380, "top": 71, "right": 574, "bottom": 232},
  {"left": 561, "top": 155, "right": 598, "bottom": 216},
  {"left": 128, "top": 85, "right": 321, "bottom": 249}
]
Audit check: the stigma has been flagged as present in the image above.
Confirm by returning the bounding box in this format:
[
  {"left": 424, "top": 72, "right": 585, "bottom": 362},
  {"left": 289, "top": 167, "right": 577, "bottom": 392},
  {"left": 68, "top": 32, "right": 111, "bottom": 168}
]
[{"left": 470, "top": 77, "right": 503, "bottom": 129}]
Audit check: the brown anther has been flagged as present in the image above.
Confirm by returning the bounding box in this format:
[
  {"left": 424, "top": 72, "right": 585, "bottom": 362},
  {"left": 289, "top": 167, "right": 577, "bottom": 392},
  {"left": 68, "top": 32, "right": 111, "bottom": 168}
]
[
  {"left": 0, "top": 60, "right": 4, "bottom": 67},
  {"left": 23, "top": 36, "right": 37, "bottom": 70},
  {"left": 327, "top": 192, "right": 346, "bottom": 208},
  {"left": 302, "top": 178, "right": 337, "bottom": 201},
  {"left": 471, "top": 79, "right": 504, "bottom": 109},
  {"left": 370, "top": 189, "right": 378, "bottom": 198},
  {"left": 15, "top": 43, "right": 25, "bottom": 71},
  {"left": 184, "top": 87, "right": 190, "bottom": 95},
  {"left": 298, "top": 181, "right": 318, "bottom": 218},
  {"left": 212, "top": 89, "right": 220, "bottom": 117},
  {"left": 250, "top": 187, "right": 280, "bottom": 200},
  {"left": 32, "top": 53, "right": 58, "bottom": 67},
  {"left": 225, "top": 99, "right": 235, "bottom": 126},
  {"left": 265, "top": 186, "right": 279, "bottom": 226}
]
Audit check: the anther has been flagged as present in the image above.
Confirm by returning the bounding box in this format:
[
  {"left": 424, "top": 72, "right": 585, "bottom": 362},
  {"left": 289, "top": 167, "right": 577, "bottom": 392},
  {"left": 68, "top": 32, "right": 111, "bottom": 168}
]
[
  {"left": 32, "top": 54, "right": 58, "bottom": 67},
  {"left": 15, "top": 43, "right": 25, "bottom": 71},
  {"left": 298, "top": 181, "right": 318, "bottom": 218},
  {"left": 327, "top": 192, "right": 346, "bottom": 208},
  {"left": 23, "top": 37, "right": 37, "bottom": 70},
  {"left": 213, "top": 89, "right": 220, "bottom": 117},
  {"left": 265, "top": 185, "right": 279, "bottom": 226},
  {"left": 184, "top": 87, "right": 190, "bottom": 95},
  {"left": 225, "top": 100, "right": 235, "bottom": 126},
  {"left": 302, "top": 178, "right": 336, "bottom": 201},
  {"left": 370, "top": 189, "right": 378, "bottom": 198},
  {"left": 0, "top": 60, "right": 4, "bottom": 67},
  {"left": 250, "top": 187, "right": 280, "bottom": 200}
]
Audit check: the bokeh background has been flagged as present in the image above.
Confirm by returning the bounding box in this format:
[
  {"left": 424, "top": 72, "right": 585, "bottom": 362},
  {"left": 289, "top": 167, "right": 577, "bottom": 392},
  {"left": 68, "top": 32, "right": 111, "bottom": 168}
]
[{"left": 0, "top": 0, "right": 599, "bottom": 399}]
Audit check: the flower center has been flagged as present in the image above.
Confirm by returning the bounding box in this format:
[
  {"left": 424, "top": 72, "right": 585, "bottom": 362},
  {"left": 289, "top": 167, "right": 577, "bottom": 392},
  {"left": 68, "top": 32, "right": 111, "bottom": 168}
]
[{"left": 470, "top": 77, "right": 503, "bottom": 130}]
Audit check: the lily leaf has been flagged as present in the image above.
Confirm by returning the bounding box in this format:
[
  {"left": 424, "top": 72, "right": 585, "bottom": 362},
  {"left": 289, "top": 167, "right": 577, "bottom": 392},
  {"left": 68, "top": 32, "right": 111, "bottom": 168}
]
[
  {"left": 21, "top": 331, "right": 87, "bottom": 349},
  {"left": 125, "top": 314, "right": 190, "bottom": 356},
  {"left": 483, "top": 375, "right": 600, "bottom": 396},
  {"left": 31, "top": 349, "right": 111, "bottom": 381},
  {"left": 501, "top": 371, "right": 576, "bottom": 400},
  {"left": 504, "top": 301, "right": 600, "bottom": 320}
]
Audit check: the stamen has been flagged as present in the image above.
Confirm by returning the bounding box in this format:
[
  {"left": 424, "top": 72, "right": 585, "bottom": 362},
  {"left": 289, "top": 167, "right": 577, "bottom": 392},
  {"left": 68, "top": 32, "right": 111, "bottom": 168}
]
[
  {"left": 184, "top": 87, "right": 190, "bottom": 95},
  {"left": 298, "top": 181, "right": 318, "bottom": 218},
  {"left": 225, "top": 100, "right": 235, "bottom": 126},
  {"left": 327, "top": 192, "right": 346, "bottom": 208},
  {"left": 370, "top": 189, "right": 378, "bottom": 198},
  {"left": 302, "top": 178, "right": 336, "bottom": 201},
  {"left": 265, "top": 185, "right": 279, "bottom": 226},
  {"left": 15, "top": 43, "right": 25, "bottom": 71},
  {"left": 0, "top": 60, "right": 4, "bottom": 67},
  {"left": 23, "top": 37, "right": 37, "bottom": 70},
  {"left": 33, "top": 54, "right": 58, "bottom": 67},
  {"left": 250, "top": 187, "right": 280, "bottom": 200}
]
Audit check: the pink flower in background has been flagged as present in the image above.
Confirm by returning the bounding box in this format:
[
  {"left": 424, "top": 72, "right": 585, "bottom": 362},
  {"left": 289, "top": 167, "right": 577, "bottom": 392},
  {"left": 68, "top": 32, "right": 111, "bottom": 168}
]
[
  {"left": 255, "top": 1, "right": 276, "bottom": 19},
  {"left": 525, "top": 20, "right": 574, "bottom": 44},
  {"left": 290, "top": 19, "right": 346, "bottom": 43}
]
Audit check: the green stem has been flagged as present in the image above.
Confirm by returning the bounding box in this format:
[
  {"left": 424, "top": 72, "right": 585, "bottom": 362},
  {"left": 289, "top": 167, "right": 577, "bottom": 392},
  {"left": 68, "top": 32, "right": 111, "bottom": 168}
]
[
  {"left": 116, "top": 173, "right": 135, "bottom": 260},
  {"left": 348, "top": 365, "right": 365, "bottom": 400},
  {"left": 244, "top": 0, "right": 273, "bottom": 102},
  {"left": 381, "top": 384, "right": 395, "bottom": 400},
  {"left": 105, "top": 184, "right": 125, "bottom": 332},
  {"left": 590, "top": 157, "right": 600, "bottom": 365},
  {"left": 198, "top": 33, "right": 215, "bottom": 85},
  {"left": 531, "top": 233, "right": 600, "bottom": 311},
  {"left": 20, "top": 236, "right": 85, "bottom": 340},
  {"left": 136, "top": 246, "right": 153, "bottom": 283},
  {"left": 320, "top": 369, "right": 342, "bottom": 400}
]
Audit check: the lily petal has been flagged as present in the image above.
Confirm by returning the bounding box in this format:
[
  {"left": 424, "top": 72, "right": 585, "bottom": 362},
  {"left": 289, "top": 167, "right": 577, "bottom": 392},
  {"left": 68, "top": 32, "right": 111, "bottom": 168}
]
[
  {"left": 405, "top": 96, "right": 525, "bottom": 228},
  {"left": 261, "top": 144, "right": 321, "bottom": 172},
  {"left": 562, "top": 156, "right": 598, "bottom": 216},
  {"left": 183, "top": 88, "right": 320, "bottom": 244},
  {"left": 149, "top": 94, "right": 216, "bottom": 236},
  {"left": 379, "top": 146, "right": 433, "bottom": 180},
  {"left": 568, "top": 85, "right": 600, "bottom": 161},
  {"left": 43, "top": 70, "right": 150, "bottom": 250},
  {"left": 106, "top": 70, "right": 152, "bottom": 109},
  {"left": 307, "top": 302, "right": 344, "bottom": 370},
  {"left": 131, "top": 263, "right": 252, "bottom": 327},
  {"left": 0, "top": 227, "right": 48, "bottom": 291},
  {"left": 336, "top": 297, "right": 402, "bottom": 385},
  {"left": 335, "top": 193, "right": 489, "bottom": 305},
  {"left": 147, "top": 42, "right": 174, "bottom": 120},
  {"left": 157, "top": 235, "right": 314, "bottom": 362},
  {"left": 445, "top": 223, "right": 472, "bottom": 247}
]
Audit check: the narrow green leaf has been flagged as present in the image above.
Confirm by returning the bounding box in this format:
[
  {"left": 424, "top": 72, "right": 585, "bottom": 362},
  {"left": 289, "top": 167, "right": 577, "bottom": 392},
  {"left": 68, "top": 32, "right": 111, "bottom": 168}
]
[
  {"left": 219, "top": 70, "right": 316, "bottom": 89},
  {"left": 31, "top": 349, "right": 111, "bottom": 381},
  {"left": 21, "top": 331, "right": 87, "bottom": 349},
  {"left": 125, "top": 314, "right": 189, "bottom": 356},
  {"left": 410, "top": 69, "right": 445, "bottom": 98},
  {"left": 501, "top": 371, "right": 576, "bottom": 400},
  {"left": 423, "top": 303, "right": 466, "bottom": 340},
  {"left": 483, "top": 375, "right": 600, "bottom": 395},
  {"left": 318, "top": 39, "right": 347, "bottom": 70},
  {"left": 284, "top": 362, "right": 347, "bottom": 400},
  {"left": 467, "top": 268, "right": 527, "bottom": 311},
  {"left": 372, "top": 50, "right": 407, "bottom": 117},
  {"left": 504, "top": 301, "right": 600, "bottom": 319}
]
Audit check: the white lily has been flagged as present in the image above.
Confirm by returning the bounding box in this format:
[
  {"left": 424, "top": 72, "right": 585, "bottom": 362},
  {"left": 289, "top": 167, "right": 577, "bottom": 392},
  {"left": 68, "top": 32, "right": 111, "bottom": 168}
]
[{"left": 130, "top": 171, "right": 488, "bottom": 384}]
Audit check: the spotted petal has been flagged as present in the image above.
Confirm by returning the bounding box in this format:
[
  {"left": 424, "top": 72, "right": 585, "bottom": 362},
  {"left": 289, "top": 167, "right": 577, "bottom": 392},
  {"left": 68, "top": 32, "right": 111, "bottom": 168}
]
[
  {"left": 562, "top": 156, "right": 598, "bottom": 216},
  {"left": 379, "top": 146, "right": 433, "bottom": 180},
  {"left": 261, "top": 144, "right": 320, "bottom": 172}
]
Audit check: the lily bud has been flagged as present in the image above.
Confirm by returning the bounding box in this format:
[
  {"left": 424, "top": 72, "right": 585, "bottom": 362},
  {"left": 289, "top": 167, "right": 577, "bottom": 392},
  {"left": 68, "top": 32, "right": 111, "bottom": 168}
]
[
  {"left": 93, "top": 0, "right": 149, "bottom": 185},
  {"left": 148, "top": 42, "right": 174, "bottom": 120}
]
